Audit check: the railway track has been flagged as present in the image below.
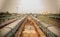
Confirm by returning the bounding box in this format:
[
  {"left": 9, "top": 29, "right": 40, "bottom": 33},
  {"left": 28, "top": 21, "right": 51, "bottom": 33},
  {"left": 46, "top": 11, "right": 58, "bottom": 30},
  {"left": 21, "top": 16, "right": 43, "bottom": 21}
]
[
  {"left": 15, "top": 16, "right": 46, "bottom": 37},
  {"left": 0, "top": 16, "right": 58, "bottom": 37},
  {"left": 0, "top": 16, "right": 23, "bottom": 29},
  {"left": 0, "top": 16, "right": 26, "bottom": 37}
]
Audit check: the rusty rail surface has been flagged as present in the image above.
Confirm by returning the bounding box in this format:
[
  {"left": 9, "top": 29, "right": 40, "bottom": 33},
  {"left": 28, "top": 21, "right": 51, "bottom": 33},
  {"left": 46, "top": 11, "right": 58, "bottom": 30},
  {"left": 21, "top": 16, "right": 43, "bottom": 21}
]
[{"left": 15, "top": 16, "right": 46, "bottom": 37}]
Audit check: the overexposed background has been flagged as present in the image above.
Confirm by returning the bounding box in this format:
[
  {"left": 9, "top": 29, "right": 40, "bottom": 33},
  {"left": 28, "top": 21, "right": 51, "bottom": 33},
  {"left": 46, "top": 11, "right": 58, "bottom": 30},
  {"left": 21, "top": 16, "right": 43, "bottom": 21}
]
[{"left": 0, "top": 0, "right": 60, "bottom": 14}]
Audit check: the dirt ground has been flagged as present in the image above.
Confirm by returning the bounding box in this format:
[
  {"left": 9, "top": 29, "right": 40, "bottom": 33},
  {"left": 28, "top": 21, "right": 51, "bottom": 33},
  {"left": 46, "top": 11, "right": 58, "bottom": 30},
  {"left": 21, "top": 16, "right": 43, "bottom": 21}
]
[
  {"left": 37, "top": 16, "right": 60, "bottom": 27},
  {"left": 15, "top": 16, "right": 46, "bottom": 37}
]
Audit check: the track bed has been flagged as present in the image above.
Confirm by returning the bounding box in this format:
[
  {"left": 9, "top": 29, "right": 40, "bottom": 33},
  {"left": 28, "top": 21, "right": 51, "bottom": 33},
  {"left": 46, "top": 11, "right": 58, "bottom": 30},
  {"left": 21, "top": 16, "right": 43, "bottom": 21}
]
[{"left": 15, "top": 16, "right": 46, "bottom": 37}]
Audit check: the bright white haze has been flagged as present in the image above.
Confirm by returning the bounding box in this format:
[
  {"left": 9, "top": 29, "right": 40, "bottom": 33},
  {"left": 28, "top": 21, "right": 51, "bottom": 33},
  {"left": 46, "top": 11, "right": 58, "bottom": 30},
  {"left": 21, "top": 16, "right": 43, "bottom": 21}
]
[
  {"left": 0, "top": 0, "right": 59, "bottom": 14},
  {"left": 18, "top": 0, "right": 44, "bottom": 14}
]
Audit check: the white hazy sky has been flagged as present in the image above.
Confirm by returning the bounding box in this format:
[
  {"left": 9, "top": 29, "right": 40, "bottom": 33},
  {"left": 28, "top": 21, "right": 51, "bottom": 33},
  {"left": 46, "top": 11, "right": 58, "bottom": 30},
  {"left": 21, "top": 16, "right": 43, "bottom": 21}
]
[
  {"left": 18, "top": 0, "right": 45, "bottom": 13},
  {"left": 0, "top": 0, "right": 59, "bottom": 14}
]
